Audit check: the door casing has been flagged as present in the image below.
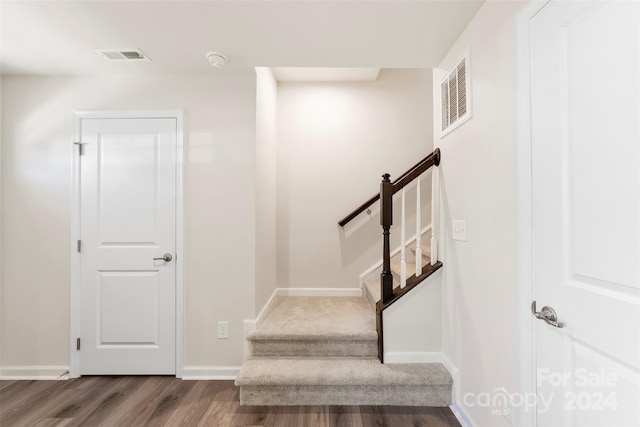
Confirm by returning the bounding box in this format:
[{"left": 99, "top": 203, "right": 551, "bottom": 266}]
[
  {"left": 70, "top": 109, "right": 185, "bottom": 378},
  {"left": 516, "top": 1, "right": 552, "bottom": 426}
]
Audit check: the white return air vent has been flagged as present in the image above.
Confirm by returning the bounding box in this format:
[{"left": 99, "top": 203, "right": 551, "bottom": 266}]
[
  {"left": 441, "top": 50, "right": 471, "bottom": 136},
  {"left": 95, "top": 48, "right": 150, "bottom": 62}
]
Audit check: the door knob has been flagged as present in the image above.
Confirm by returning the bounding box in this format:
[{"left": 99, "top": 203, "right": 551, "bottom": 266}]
[
  {"left": 531, "top": 301, "right": 564, "bottom": 328},
  {"left": 153, "top": 253, "right": 173, "bottom": 263}
]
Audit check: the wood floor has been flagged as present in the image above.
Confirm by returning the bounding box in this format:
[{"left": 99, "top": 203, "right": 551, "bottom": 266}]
[{"left": 0, "top": 377, "right": 461, "bottom": 427}]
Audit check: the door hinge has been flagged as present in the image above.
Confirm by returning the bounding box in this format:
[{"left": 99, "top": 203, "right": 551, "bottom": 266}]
[
  {"left": 77, "top": 240, "right": 82, "bottom": 253},
  {"left": 74, "top": 141, "right": 84, "bottom": 156},
  {"left": 76, "top": 337, "right": 81, "bottom": 351}
]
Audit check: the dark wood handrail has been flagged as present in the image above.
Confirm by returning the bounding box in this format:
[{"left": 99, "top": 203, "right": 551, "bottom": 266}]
[
  {"left": 338, "top": 149, "right": 441, "bottom": 227},
  {"left": 338, "top": 194, "right": 380, "bottom": 227},
  {"left": 392, "top": 148, "right": 440, "bottom": 195}
]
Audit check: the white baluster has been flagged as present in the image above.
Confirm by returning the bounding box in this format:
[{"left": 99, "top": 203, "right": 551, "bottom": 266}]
[
  {"left": 400, "top": 187, "right": 407, "bottom": 288},
  {"left": 430, "top": 165, "right": 439, "bottom": 265},
  {"left": 415, "top": 176, "right": 422, "bottom": 276}
]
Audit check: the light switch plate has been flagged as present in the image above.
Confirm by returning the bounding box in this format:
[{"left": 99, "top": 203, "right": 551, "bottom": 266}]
[
  {"left": 217, "top": 321, "right": 229, "bottom": 339},
  {"left": 452, "top": 220, "right": 467, "bottom": 241}
]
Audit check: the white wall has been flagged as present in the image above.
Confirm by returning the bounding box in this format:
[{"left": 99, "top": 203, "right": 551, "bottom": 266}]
[
  {"left": 0, "top": 75, "right": 3, "bottom": 360},
  {"left": 255, "top": 68, "right": 278, "bottom": 312},
  {"left": 0, "top": 75, "right": 256, "bottom": 372},
  {"left": 276, "top": 69, "right": 434, "bottom": 290},
  {"left": 383, "top": 269, "right": 442, "bottom": 360},
  {"left": 434, "top": 2, "right": 530, "bottom": 426}
]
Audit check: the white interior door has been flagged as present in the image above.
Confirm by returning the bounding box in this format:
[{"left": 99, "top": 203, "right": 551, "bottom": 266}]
[
  {"left": 530, "top": 1, "right": 640, "bottom": 425},
  {"left": 79, "top": 116, "right": 177, "bottom": 374}
]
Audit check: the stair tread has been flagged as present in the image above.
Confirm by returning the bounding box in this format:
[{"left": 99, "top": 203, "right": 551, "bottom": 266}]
[
  {"left": 408, "top": 241, "right": 432, "bottom": 258},
  {"left": 390, "top": 260, "right": 430, "bottom": 277},
  {"left": 235, "top": 358, "right": 452, "bottom": 386},
  {"left": 249, "top": 296, "right": 376, "bottom": 341}
]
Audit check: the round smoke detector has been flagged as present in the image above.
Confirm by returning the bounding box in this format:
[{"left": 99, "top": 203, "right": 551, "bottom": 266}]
[{"left": 206, "top": 51, "right": 227, "bottom": 68}]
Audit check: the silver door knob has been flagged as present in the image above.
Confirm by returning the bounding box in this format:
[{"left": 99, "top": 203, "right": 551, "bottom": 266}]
[
  {"left": 531, "top": 301, "right": 564, "bottom": 328},
  {"left": 153, "top": 253, "right": 173, "bottom": 263}
]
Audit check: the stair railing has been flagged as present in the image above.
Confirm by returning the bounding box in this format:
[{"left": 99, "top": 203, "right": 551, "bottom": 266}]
[
  {"left": 379, "top": 148, "right": 440, "bottom": 298},
  {"left": 377, "top": 148, "right": 442, "bottom": 362},
  {"left": 339, "top": 148, "right": 442, "bottom": 363}
]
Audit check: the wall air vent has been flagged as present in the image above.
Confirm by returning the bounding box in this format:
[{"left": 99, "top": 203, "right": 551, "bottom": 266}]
[
  {"left": 441, "top": 50, "right": 471, "bottom": 136},
  {"left": 95, "top": 48, "right": 150, "bottom": 62}
]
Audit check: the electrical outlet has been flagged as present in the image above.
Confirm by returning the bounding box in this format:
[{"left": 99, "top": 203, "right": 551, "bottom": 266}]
[
  {"left": 452, "top": 220, "right": 467, "bottom": 241},
  {"left": 217, "top": 321, "right": 229, "bottom": 339}
]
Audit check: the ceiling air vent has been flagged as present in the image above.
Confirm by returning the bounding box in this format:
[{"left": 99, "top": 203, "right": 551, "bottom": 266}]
[
  {"left": 441, "top": 50, "right": 471, "bottom": 136},
  {"left": 95, "top": 48, "right": 150, "bottom": 62}
]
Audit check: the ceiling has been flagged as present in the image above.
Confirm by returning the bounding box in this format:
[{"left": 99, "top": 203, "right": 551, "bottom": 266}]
[
  {"left": 272, "top": 67, "right": 380, "bottom": 82},
  {"left": 0, "top": 0, "right": 483, "bottom": 76}
]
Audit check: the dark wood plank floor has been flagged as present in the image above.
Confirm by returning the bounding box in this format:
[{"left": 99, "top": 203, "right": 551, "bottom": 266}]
[{"left": 0, "top": 377, "right": 461, "bottom": 427}]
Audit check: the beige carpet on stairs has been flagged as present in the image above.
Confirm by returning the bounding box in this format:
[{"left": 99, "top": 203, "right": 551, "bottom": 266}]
[
  {"left": 235, "top": 296, "right": 452, "bottom": 406},
  {"left": 247, "top": 296, "right": 377, "bottom": 357}
]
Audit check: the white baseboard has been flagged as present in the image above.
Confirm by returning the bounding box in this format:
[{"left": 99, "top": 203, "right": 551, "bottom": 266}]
[
  {"left": 450, "top": 402, "right": 476, "bottom": 427},
  {"left": 439, "top": 353, "right": 460, "bottom": 403},
  {"left": 181, "top": 366, "right": 240, "bottom": 380},
  {"left": 438, "top": 354, "right": 476, "bottom": 427},
  {"left": 276, "top": 287, "right": 362, "bottom": 297},
  {"left": 255, "top": 288, "right": 280, "bottom": 327},
  {"left": 242, "top": 287, "right": 279, "bottom": 361},
  {"left": 0, "top": 365, "right": 238, "bottom": 381},
  {"left": 0, "top": 365, "right": 70, "bottom": 380},
  {"left": 242, "top": 319, "right": 257, "bottom": 361}
]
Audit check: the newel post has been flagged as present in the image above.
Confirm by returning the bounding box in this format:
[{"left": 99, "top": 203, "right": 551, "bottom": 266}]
[
  {"left": 431, "top": 148, "right": 441, "bottom": 266},
  {"left": 380, "top": 173, "right": 394, "bottom": 303}
]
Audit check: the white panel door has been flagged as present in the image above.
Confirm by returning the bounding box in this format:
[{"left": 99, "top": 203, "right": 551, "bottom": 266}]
[
  {"left": 530, "top": 1, "right": 640, "bottom": 425},
  {"left": 79, "top": 117, "right": 177, "bottom": 374}
]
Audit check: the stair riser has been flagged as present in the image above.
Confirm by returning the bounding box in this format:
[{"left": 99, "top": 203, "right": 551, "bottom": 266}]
[
  {"left": 239, "top": 384, "right": 452, "bottom": 406},
  {"left": 249, "top": 340, "right": 377, "bottom": 358},
  {"left": 365, "top": 289, "right": 377, "bottom": 310}
]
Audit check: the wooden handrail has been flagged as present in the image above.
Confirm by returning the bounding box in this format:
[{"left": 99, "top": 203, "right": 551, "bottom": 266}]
[
  {"left": 338, "top": 194, "right": 380, "bottom": 227},
  {"left": 337, "top": 148, "right": 441, "bottom": 227},
  {"left": 392, "top": 148, "right": 440, "bottom": 195}
]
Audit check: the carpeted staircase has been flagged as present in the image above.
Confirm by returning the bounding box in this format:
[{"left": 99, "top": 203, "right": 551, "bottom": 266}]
[{"left": 235, "top": 237, "right": 451, "bottom": 406}]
